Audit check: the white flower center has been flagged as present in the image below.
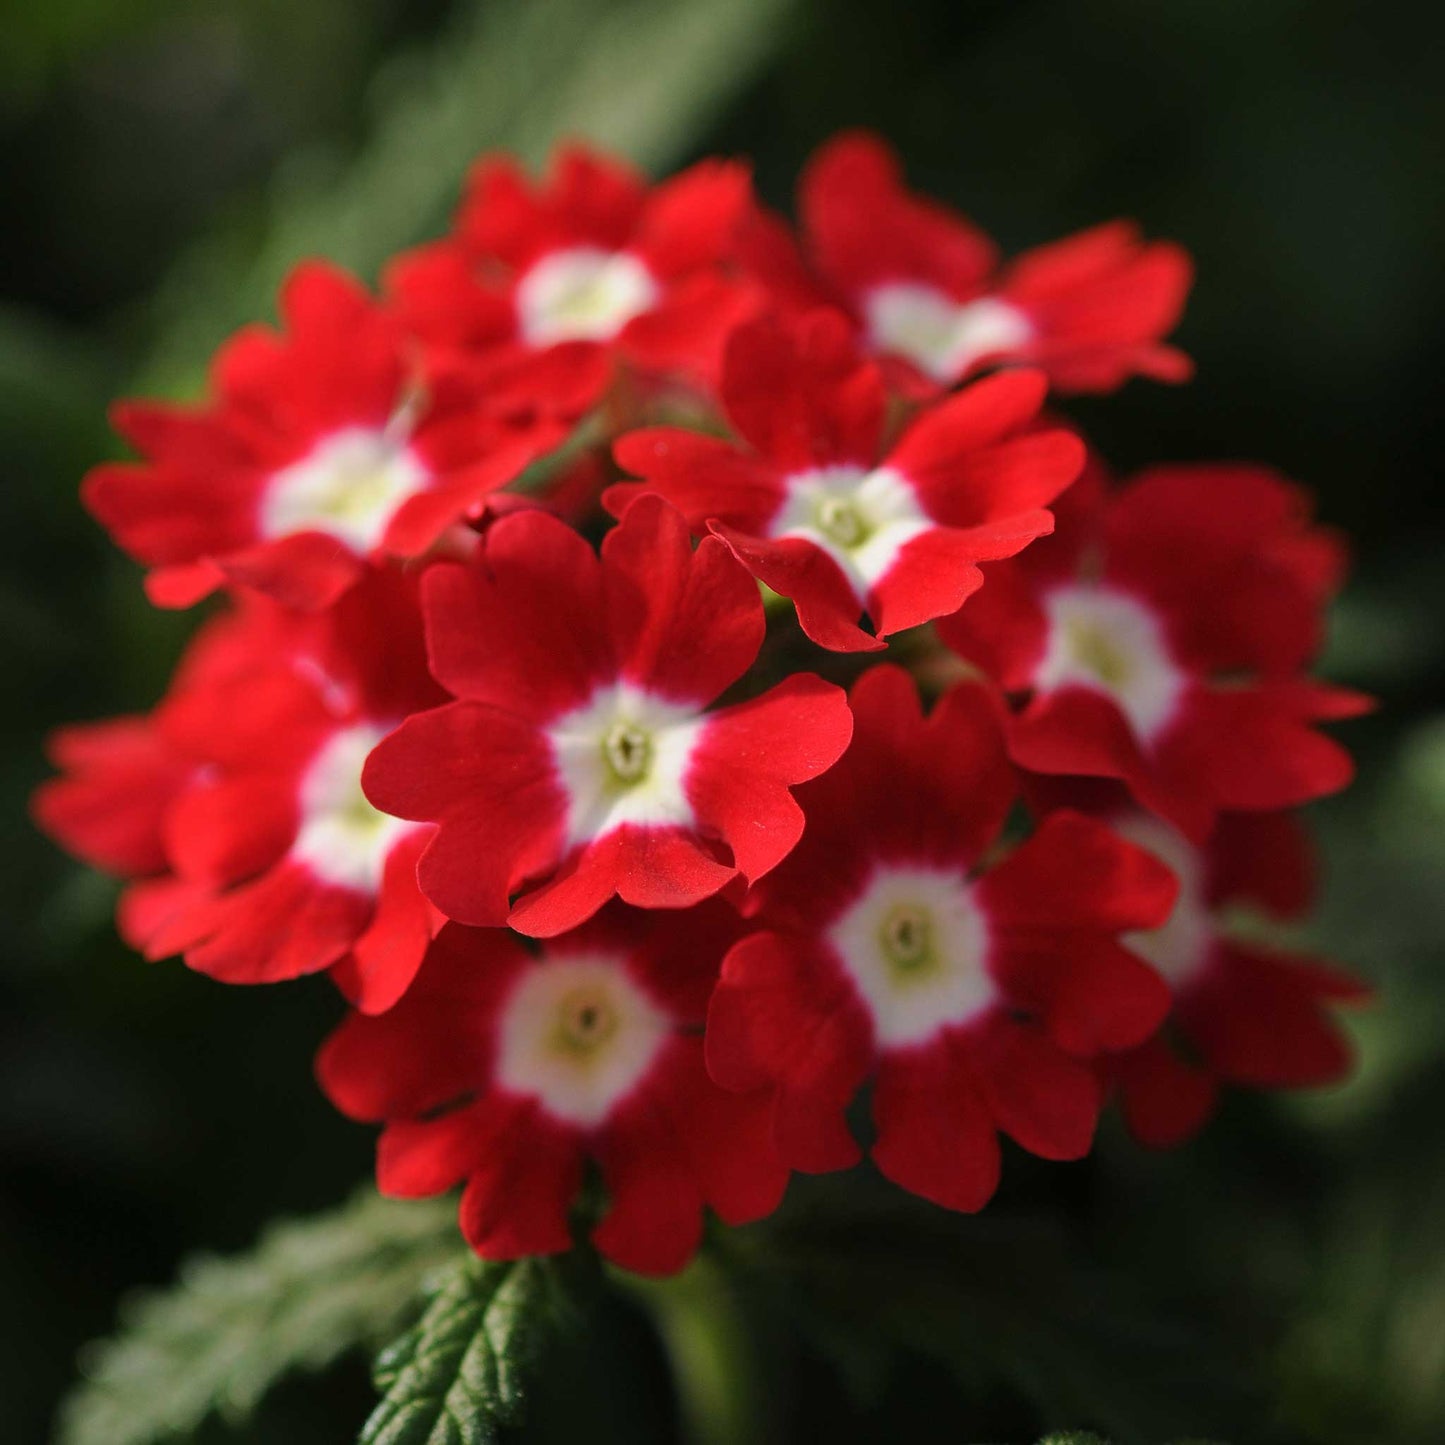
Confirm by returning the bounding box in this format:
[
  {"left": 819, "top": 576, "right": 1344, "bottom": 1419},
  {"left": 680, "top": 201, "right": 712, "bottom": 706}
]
[
  {"left": 1034, "top": 584, "right": 1185, "bottom": 741},
  {"left": 515, "top": 246, "right": 658, "bottom": 345},
  {"left": 547, "top": 683, "right": 703, "bottom": 849},
  {"left": 1114, "top": 813, "right": 1213, "bottom": 988},
  {"left": 261, "top": 426, "right": 429, "bottom": 553},
  {"left": 494, "top": 954, "right": 669, "bottom": 1127},
  {"left": 292, "top": 724, "right": 413, "bottom": 893},
  {"left": 829, "top": 865, "right": 994, "bottom": 1048},
  {"left": 770, "top": 464, "right": 931, "bottom": 602},
  {"left": 864, "top": 283, "right": 1032, "bottom": 383}
]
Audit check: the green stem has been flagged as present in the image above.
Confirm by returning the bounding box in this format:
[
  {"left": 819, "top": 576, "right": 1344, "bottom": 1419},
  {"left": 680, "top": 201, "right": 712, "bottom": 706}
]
[{"left": 617, "top": 1253, "right": 773, "bottom": 1445}]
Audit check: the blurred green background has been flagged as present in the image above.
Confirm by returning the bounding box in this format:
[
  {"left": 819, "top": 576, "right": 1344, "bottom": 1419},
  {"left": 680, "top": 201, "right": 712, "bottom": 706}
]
[{"left": 3, "top": 1, "right": 1443, "bottom": 1441}]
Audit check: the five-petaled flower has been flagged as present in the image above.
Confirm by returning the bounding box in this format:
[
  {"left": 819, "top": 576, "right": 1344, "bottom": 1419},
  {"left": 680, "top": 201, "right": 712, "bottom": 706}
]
[
  {"left": 387, "top": 145, "right": 760, "bottom": 423},
  {"left": 36, "top": 574, "right": 446, "bottom": 1013},
  {"left": 704, "top": 666, "right": 1175, "bottom": 1211},
  {"left": 84, "top": 262, "right": 551, "bottom": 611},
  {"left": 743, "top": 130, "right": 1193, "bottom": 397},
  {"left": 938, "top": 462, "right": 1371, "bottom": 840},
  {"left": 610, "top": 312, "right": 1084, "bottom": 651},
  {"left": 363, "top": 493, "right": 854, "bottom": 937},
  {"left": 317, "top": 905, "right": 788, "bottom": 1276}
]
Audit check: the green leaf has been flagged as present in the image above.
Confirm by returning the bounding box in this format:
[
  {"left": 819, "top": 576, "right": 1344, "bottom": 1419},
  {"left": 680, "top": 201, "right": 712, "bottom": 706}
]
[
  {"left": 56, "top": 1190, "right": 460, "bottom": 1445},
  {"left": 360, "top": 1253, "right": 567, "bottom": 1445}
]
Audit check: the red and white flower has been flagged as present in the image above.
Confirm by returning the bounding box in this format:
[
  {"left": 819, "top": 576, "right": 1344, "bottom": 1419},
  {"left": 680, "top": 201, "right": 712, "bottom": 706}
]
[
  {"left": 37, "top": 575, "right": 445, "bottom": 1013},
  {"left": 84, "top": 262, "right": 550, "bottom": 611},
  {"left": 746, "top": 131, "right": 1193, "bottom": 397},
  {"left": 363, "top": 494, "right": 853, "bottom": 937},
  {"left": 704, "top": 665, "right": 1175, "bottom": 1211},
  {"left": 610, "top": 312, "right": 1084, "bottom": 652},
  {"left": 386, "top": 145, "right": 760, "bottom": 423},
  {"left": 938, "top": 462, "right": 1370, "bottom": 840},
  {"left": 1092, "top": 804, "right": 1369, "bottom": 1146},
  {"left": 316, "top": 906, "right": 789, "bottom": 1276}
]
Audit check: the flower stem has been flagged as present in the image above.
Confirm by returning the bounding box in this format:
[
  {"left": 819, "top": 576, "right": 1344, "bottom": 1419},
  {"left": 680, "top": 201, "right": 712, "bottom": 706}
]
[{"left": 616, "top": 1252, "right": 775, "bottom": 1445}]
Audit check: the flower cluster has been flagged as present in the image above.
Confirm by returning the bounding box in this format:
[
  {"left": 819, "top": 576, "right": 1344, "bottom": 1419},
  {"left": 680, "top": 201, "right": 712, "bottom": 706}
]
[{"left": 36, "top": 133, "right": 1367, "bottom": 1276}]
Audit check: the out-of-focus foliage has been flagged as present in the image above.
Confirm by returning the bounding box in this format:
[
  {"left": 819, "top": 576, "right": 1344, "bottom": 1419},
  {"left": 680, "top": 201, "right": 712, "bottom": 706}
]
[
  {"left": 718, "top": 1176, "right": 1255, "bottom": 1444},
  {"left": 3, "top": 0, "right": 1442, "bottom": 1443},
  {"left": 57, "top": 1193, "right": 457, "bottom": 1445},
  {"left": 135, "top": 0, "right": 797, "bottom": 394}
]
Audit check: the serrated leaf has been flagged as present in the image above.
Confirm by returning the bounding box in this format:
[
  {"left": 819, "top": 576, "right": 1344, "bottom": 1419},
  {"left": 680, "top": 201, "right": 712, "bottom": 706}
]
[
  {"left": 360, "top": 1254, "right": 562, "bottom": 1445},
  {"left": 56, "top": 1191, "right": 461, "bottom": 1445}
]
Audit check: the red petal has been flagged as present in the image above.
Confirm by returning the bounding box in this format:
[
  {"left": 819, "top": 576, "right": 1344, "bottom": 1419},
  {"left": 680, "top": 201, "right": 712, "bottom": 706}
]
[
  {"left": 1111, "top": 1036, "right": 1218, "bottom": 1149},
  {"left": 686, "top": 672, "right": 854, "bottom": 883},
  {"left": 663, "top": 1047, "right": 790, "bottom": 1226},
  {"left": 508, "top": 826, "right": 737, "bottom": 938},
  {"left": 591, "top": 1102, "right": 706, "bottom": 1276},
  {"left": 116, "top": 876, "right": 214, "bottom": 959},
  {"left": 180, "top": 860, "right": 373, "bottom": 984},
  {"left": 968, "top": 1015, "right": 1102, "bottom": 1160},
  {"left": 938, "top": 571, "right": 1050, "bottom": 700},
  {"left": 610, "top": 428, "right": 784, "bottom": 533},
  {"left": 1179, "top": 942, "right": 1360, "bottom": 1088},
  {"left": 217, "top": 533, "right": 365, "bottom": 611},
  {"left": 33, "top": 716, "right": 187, "bottom": 877},
  {"left": 459, "top": 1103, "right": 582, "bottom": 1261},
  {"left": 164, "top": 771, "right": 301, "bottom": 888},
  {"left": 800, "top": 131, "right": 997, "bottom": 300},
  {"left": 720, "top": 311, "right": 886, "bottom": 469},
  {"left": 633, "top": 158, "right": 753, "bottom": 277},
  {"left": 740, "top": 670, "right": 1014, "bottom": 936},
  {"left": 709, "top": 522, "right": 884, "bottom": 653},
  {"left": 144, "top": 560, "right": 226, "bottom": 608},
  {"left": 602, "top": 494, "right": 763, "bottom": 704},
  {"left": 330, "top": 828, "right": 441, "bottom": 1015},
  {"left": 420, "top": 509, "right": 612, "bottom": 717},
  {"left": 706, "top": 931, "right": 871, "bottom": 1173},
  {"left": 872, "top": 1035, "right": 1001, "bottom": 1211},
  {"left": 365, "top": 702, "right": 566, "bottom": 928},
  {"left": 981, "top": 809, "right": 1179, "bottom": 934},
  {"left": 1162, "top": 685, "right": 1357, "bottom": 818},
  {"left": 1206, "top": 811, "right": 1316, "bottom": 918},
  {"left": 377, "top": 1101, "right": 496, "bottom": 1197}
]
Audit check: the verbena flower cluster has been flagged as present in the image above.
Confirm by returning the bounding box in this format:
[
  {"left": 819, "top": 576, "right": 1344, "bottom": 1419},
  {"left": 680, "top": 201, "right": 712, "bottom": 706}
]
[{"left": 36, "top": 133, "right": 1370, "bottom": 1276}]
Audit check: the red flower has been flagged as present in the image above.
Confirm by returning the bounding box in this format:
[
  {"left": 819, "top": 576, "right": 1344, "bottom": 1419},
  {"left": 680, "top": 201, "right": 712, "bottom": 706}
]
[
  {"left": 84, "top": 262, "right": 550, "bottom": 611},
  {"left": 316, "top": 906, "right": 789, "bottom": 1276},
  {"left": 610, "top": 312, "right": 1084, "bottom": 652},
  {"left": 36, "top": 574, "right": 447, "bottom": 1013},
  {"left": 1092, "top": 803, "right": 1369, "bottom": 1146},
  {"left": 748, "top": 131, "right": 1193, "bottom": 396},
  {"left": 938, "top": 463, "right": 1371, "bottom": 840},
  {"left": 704, "top": 666, "right": 1174, "bottom": 1212},
  {"left": 364, "top": 494, "right": 853, "bottom": 937},
  {"left": 387, "top": 145, "right": 760, "bottom": 423}
]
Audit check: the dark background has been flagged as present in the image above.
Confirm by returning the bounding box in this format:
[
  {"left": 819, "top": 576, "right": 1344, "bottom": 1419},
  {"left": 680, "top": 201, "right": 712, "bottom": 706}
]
[{"left": 3, "top": 1, "right": 1443, "bottom": 1441}]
